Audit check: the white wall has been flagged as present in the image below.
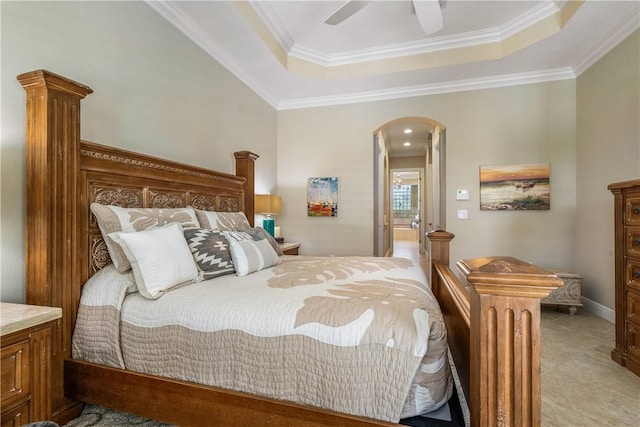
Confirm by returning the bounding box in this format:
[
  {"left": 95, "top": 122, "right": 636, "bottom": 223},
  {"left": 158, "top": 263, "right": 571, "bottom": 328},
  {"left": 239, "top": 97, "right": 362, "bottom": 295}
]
[
  {"left": 1, "top": 1, "right": 278, "bottom": 302},
  {"left": 576, "top": 30, "right": 640, "bottom": 310},
  {"left": 277, "top": 81, "right": 578, "bottom": 273}
]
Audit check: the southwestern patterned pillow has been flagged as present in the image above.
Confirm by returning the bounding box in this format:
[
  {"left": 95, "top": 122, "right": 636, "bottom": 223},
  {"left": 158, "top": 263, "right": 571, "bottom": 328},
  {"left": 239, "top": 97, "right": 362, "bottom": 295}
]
[
  {"left": 90, "top": 203, "right": 200, "bottom": 273},
  {"left": 183, "top": 228, "right": 235, "bottom": 280}
]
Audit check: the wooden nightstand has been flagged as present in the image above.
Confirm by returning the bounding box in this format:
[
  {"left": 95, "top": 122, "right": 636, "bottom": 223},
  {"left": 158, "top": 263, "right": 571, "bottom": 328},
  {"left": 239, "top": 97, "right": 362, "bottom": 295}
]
[
  {"left": 1, "top": 303, "right": 61, "bottom": 427},
  {"left": 279, "top": 243, "right": 300, "bottom": 255}
]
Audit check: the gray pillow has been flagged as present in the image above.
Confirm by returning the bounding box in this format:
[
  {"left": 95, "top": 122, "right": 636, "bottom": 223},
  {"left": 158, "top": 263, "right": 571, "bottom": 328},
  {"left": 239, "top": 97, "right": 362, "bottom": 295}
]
[{"left": 237, "top": 226, "right": 284, "bottom": 256}]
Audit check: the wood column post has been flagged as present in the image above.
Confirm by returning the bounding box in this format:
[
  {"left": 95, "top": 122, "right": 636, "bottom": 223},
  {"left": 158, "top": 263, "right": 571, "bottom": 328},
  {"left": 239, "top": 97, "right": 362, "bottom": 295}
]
[
  {"left": 427, "top": 230, "right": 455, "bottom": 293},
  {"left": 457, "top": 257, "right": 563, "bottom": 427},
  {"left": 18, "top": 69, "right": 93, "bottom": 421},
  {"left": 234, "top": 151, "right": 259, "bottom": 226}
]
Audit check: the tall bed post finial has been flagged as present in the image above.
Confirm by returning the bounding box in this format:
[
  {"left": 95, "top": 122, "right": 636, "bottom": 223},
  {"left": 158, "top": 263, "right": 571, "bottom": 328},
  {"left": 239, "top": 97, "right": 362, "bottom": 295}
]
[
  {"left": 18, "top": 69, "right": 93, "bottom": 421},
  {"left": 234, "top": 151, "right": 259, "bottom": 226}
]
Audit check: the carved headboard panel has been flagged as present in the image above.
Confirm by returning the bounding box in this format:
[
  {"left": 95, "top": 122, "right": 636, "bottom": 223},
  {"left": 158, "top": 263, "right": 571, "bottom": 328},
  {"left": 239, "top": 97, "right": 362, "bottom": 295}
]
[{"left": 79, "top": 140, "right": 252, "bottom": 283}]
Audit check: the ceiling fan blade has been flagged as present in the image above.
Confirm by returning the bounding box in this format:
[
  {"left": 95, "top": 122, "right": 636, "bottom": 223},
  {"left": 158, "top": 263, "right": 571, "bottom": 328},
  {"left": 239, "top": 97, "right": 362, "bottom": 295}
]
[
  {"left": 324, "top": 1, "right": 371, "bottom": 25},
  {"left": 412, "top": 0, "right": 443, "bottom": 35}
]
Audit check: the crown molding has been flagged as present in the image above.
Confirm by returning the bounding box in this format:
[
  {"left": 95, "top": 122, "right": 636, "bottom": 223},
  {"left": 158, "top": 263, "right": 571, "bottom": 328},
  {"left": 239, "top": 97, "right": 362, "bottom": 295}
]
[
  {"left": 277, "top": 68, "right": 576, "bottom": 110},
  {"left": 146, "top": 1, "right": 634, "bottom": 112},
  {"left": 573, "top": 12, "right": 640, "bottom": 76},
  {"left": 145, "top": 1, "right": 280, "bottom": 109},
  {"left": 288, "top": 1, "right": 559, "bottom": 67},
  {"left": 248, "top": 0, "right": 295, "bottom": 52}
]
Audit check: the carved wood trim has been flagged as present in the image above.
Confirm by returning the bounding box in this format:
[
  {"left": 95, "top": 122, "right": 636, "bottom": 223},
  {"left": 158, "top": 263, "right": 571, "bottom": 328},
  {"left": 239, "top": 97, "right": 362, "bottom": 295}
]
[{"left": 80, "top": 147, "right": 245, "bottom": 186}]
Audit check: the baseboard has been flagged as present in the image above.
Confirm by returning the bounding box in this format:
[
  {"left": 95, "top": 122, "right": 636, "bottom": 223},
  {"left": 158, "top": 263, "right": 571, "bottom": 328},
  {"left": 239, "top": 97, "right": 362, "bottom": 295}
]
[{"left": 581, "top": 296, "right": 615, "bottom": 324}]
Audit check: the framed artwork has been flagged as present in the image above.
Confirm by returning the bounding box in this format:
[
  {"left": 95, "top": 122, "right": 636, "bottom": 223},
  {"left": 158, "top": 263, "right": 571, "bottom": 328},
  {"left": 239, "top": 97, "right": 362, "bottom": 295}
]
[
  {"left": 479, "top": 163, "right": 550, "bottom": 210},
  {"left": 307, "top": 177, "right": 338, "bottom": 217}
]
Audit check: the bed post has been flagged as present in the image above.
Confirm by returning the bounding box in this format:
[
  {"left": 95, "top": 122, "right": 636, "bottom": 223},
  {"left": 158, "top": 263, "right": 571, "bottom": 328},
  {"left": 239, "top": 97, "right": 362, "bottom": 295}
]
[
  {"left": 457, "top": 257, "right": 563, "bottom": 427},
  {"left": 17, "top": 70, "right": 93, "bottom": 422},
  {"left": 426, "top": 230, "right": 454, "bottom": 293},
  {"left": 428, "top": 230, "right": 563, "bottom": 427},
  {"left": 234, "top": 151, "right": 259, "bottom": 226}
]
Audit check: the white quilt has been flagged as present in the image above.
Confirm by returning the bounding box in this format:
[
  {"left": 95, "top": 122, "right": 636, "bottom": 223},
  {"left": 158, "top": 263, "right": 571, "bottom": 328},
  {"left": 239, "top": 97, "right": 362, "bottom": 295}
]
[{"left": 73, "top": 256, "right": 453, "bottom": 422}]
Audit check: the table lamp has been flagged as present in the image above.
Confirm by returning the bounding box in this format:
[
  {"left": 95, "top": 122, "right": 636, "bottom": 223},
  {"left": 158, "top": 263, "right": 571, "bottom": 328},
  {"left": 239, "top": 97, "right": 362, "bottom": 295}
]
[{"left": 255, "top": 194, "right": 282, "bottom": 237}]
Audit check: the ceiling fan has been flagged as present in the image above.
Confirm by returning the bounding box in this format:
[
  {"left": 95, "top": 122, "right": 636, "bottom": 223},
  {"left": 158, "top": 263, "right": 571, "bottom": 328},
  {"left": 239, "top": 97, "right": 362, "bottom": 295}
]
[{"left": 324, "top": 0, "right": 445, "bottom": 36}]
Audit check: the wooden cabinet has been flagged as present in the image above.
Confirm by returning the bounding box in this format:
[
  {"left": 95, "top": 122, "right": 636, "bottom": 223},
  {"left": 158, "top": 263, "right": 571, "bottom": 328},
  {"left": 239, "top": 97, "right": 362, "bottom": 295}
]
[
  {"left": 609, "top": 179, "right": 640, "bottom": 376},
  {"left": 1, "top": 303, "right": 61, "bottom": 426}
]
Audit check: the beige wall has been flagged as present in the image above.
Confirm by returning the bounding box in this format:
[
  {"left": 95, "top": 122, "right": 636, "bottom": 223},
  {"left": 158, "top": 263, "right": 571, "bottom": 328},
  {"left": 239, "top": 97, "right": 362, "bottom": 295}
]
[
  {"left": 1, "top": 2, "right": 277, "bottom": 302},
  {"left": 1, "top": 2, "right": 636, "bottom": 315},
  {"left": 278, "top": 81, "right": 578, "bottom": 271},
  {"left": 576, "top": 30, "right": 640, "bottom": 313}
]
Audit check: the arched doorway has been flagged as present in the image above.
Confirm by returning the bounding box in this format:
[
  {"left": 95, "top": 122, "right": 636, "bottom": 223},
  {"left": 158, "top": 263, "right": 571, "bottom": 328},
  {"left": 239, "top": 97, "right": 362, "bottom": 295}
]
[{"left": 373, "top": 117, "right": 446, "bottom": 258}]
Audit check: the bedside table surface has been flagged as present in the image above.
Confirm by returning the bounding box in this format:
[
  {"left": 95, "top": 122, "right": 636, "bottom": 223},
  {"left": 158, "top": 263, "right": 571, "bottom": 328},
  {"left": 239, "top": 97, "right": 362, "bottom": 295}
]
[
  {"left": 1, "top": 302, "right": 62, "bottom": 336},
  {"left": 280, "top": 242, "right": 300, "bottom": 252}
]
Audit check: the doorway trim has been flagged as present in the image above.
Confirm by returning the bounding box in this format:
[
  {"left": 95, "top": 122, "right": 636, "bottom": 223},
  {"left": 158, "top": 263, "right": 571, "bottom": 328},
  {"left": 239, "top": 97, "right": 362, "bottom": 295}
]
[{"left": 373, "top": 116, "right": 446, "bottom": 257}]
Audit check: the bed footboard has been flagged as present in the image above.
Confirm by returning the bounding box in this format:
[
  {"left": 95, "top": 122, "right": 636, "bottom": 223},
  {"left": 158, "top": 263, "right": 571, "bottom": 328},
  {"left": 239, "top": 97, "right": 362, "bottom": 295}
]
[{"left": 427, "top": 231, "right": 563, "bottom": 427}]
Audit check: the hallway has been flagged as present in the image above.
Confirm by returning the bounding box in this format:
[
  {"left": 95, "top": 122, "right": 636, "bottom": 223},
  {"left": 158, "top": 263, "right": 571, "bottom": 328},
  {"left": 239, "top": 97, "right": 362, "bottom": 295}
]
[{"left": 392, "top": 227, "right": 424, "bottom": 264}]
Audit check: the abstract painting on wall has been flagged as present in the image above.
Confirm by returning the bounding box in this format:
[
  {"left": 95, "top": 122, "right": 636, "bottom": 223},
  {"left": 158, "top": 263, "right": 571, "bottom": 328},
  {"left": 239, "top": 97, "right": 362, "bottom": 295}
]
[
  {"left": 307, "top": 177, "right": 338, "bottom": 217},
  {"left": 479, "top": 163, "right": 550, "bottom": 210}
]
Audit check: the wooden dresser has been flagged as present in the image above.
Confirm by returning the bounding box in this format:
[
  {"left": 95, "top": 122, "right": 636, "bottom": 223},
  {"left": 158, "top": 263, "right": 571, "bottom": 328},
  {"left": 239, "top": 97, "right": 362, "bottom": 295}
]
[
  {"left": 1, "top": 303, "right": 62, "bottom": 427},
  {"left": 609, "top": 179, "right": 640, "bottom": 377}
]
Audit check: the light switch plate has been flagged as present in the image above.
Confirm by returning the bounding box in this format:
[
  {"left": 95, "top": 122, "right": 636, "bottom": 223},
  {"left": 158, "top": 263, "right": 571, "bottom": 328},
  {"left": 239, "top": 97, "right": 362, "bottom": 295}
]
[{"left": 457, "top": 209, "right": 468, "bottom": 219}]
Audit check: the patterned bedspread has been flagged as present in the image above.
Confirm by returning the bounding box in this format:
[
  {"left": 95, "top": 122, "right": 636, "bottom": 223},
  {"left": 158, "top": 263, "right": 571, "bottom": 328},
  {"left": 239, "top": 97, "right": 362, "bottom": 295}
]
[{"left": 73, "top": 256, "right": 452, "bottom": 422}]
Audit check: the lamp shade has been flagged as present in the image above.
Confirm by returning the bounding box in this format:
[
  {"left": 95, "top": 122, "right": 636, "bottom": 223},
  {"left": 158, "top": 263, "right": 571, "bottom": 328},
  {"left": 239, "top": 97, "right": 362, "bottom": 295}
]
[{"left": 255, "top": 194, "right": 282, "bottom": 215}]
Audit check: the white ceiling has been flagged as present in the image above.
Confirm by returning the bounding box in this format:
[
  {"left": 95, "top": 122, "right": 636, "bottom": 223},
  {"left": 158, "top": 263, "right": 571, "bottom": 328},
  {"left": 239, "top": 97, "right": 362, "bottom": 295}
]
[{"left": 147, "top": 0, "right": 639, "bottom": 111}]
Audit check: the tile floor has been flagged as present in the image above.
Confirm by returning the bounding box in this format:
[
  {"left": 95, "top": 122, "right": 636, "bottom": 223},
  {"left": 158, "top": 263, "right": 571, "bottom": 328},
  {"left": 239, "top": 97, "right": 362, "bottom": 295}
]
[
  {"left": 393, "top": 232, "right": 640, "bottom": 427},
  {"left": 541, "top": 308, "right": 640, "bottom": 427}
]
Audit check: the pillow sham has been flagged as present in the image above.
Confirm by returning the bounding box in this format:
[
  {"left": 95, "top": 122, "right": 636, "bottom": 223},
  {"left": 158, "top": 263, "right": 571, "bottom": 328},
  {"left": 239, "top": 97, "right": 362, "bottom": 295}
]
[
  {"left": 109, "top": 223, "right": 199, "bottom": 299},
  {"left": 237, "top": 226, "right": 284, "bottom": 256},
  {"left": 225, "top": 231, "right": 281, "bottom": 276},
  {"left": 90, "top": 203, "right": 199, "bottom": 273},
  {"left": 183, "top": 228, "right": 235, "bottom": 280},
  {"left": 195, "top": 210, "right": 250, "bottom": 232}
]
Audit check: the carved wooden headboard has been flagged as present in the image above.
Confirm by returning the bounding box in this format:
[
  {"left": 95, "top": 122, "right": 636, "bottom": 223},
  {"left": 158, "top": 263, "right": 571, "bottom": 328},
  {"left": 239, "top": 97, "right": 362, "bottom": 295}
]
[
  {"left": 80, "top": 141, "right": 254, "bottom": 281},
  {"left": 18, "top": 69, "right": 258, "bottom": 419}
]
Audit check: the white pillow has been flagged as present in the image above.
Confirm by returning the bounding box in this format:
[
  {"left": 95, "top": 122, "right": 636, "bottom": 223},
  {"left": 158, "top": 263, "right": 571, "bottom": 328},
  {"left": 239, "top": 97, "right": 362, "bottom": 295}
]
[
  {"left": 225, "top": 231, "right": 281, "bottom": 276},
  {"left": 109, "top": 223, "right": 199, "bottom": 299}
]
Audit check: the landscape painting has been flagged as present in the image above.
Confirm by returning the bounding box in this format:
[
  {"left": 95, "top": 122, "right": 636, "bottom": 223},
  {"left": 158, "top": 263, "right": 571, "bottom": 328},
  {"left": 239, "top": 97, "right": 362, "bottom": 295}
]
[
  {"left": 480, "top": 163, "right": 550, "bottom": 210},
  {"left": 307, "top": 177, "right": 338, "bottom": 217}
]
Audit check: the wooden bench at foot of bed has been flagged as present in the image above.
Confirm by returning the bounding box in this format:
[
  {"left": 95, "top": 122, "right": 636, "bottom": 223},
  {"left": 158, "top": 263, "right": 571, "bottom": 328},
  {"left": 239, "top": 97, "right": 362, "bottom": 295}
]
[{"left": 427, "top": 231, "right": 563, "bottom": 427}]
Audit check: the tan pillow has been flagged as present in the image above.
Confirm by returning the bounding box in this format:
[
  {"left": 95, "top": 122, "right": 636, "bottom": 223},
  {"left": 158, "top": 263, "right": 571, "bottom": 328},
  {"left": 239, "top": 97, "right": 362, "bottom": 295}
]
[
  {"left": 195, "top": 210, "right": 250, "bottom": 231},
  {"left": 90, "top": 203, "right": 199, "bottom": 273}
]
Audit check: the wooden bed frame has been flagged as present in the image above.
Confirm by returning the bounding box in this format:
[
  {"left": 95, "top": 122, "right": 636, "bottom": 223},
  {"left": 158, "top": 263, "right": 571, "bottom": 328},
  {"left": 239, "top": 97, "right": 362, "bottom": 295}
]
[{"left": 18, "top": 70, "right": 563, "bottom": 427}]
